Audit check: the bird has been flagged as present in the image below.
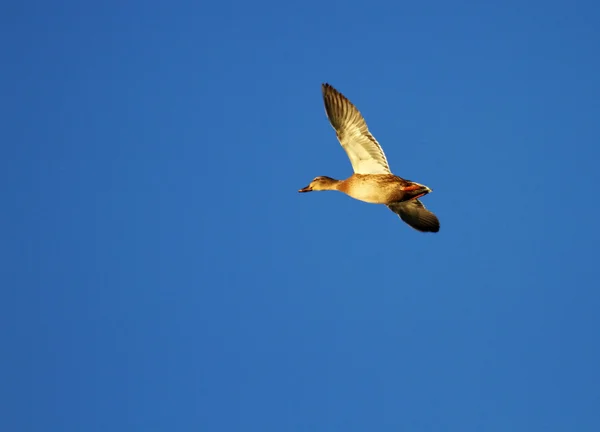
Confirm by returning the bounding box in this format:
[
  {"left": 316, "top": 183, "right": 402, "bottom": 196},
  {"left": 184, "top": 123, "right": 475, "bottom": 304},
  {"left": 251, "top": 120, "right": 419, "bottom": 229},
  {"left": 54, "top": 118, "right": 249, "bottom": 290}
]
[{"left": 299, "top": 83, "right": 440, "bottom": 233}]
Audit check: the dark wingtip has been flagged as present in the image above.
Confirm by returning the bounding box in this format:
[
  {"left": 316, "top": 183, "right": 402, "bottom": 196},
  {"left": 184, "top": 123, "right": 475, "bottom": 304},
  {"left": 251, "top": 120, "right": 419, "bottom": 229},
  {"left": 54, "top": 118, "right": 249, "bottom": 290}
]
[
  {"left": 416, "top": 213, "right": 440, "bottom": 233},
  {"left": 321, "top": 82, "right": 334, "bottom": 95},
  {"left": 387, "top": 201, "right": 440, "bottom": 233},
  {"left": 411, "top": 217, "right": 440, "bottom": 233}
]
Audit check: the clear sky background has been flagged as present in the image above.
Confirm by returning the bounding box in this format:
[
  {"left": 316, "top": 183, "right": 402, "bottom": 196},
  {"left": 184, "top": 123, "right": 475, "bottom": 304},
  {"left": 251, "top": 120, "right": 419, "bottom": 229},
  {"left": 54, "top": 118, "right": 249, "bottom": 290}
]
[{"left": 2, "top": 1, "right": 600, "bottom": 431}]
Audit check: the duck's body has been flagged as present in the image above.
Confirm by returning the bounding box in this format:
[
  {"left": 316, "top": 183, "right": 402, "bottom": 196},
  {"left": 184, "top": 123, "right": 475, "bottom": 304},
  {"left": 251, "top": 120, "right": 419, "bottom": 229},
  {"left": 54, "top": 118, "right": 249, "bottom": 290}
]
[
  {"left": 299, "top": 83, "right": 440, "bottom": 233},
  {"left": 300, "top": 173, "right": 429, "bottom": 205}
]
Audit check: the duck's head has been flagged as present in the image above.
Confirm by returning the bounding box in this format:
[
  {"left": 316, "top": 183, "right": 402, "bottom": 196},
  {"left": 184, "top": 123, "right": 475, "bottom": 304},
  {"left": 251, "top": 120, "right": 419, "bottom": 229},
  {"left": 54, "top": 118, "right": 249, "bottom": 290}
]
[{"left": 298, "top": 176, "right": 339, "bottom": 192}]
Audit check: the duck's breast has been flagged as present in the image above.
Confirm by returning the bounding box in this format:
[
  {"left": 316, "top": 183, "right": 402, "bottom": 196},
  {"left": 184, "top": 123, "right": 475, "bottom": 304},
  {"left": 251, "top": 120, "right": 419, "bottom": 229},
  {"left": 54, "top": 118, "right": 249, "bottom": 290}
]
[{"left": 338, "top": 175, "right": 404, "bottom": 204}]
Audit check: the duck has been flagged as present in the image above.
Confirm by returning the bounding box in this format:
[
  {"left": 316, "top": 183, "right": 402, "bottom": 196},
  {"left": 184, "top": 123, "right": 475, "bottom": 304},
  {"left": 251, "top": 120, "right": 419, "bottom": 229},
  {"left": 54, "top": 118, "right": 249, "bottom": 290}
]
[{"left": 299, "top": 83, "right": 440, "bottom": 233}]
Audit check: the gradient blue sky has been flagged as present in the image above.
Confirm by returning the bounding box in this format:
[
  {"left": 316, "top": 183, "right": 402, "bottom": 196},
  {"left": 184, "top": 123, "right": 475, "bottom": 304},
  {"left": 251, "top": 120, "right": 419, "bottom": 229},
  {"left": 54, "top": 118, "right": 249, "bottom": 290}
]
[{"left": 2, "top": 1, "right": 600, "bottom": 431}]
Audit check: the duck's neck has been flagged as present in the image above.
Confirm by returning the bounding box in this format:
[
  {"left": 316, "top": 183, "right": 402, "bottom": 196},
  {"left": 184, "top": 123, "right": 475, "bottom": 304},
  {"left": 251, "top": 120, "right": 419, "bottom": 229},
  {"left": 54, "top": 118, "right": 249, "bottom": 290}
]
[{"left": 322, "top": 178, "right": 342, "bottom": 191}]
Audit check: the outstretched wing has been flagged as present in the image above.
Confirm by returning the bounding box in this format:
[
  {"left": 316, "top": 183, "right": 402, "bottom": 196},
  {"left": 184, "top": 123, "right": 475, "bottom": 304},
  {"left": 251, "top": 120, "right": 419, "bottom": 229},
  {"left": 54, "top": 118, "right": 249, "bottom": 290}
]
[
  {"left": 387, "top": 200, "right": 440, "bottom": 233},
  {"left": 322, "top": 83, "right": 391, "bottom": 174}
]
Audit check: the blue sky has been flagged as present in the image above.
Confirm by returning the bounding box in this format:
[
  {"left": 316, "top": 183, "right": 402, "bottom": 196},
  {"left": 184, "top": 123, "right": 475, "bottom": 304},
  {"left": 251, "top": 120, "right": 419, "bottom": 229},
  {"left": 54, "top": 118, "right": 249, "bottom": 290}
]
[{"left": 2, "top": 0, "right": 600, "bottom": 431}]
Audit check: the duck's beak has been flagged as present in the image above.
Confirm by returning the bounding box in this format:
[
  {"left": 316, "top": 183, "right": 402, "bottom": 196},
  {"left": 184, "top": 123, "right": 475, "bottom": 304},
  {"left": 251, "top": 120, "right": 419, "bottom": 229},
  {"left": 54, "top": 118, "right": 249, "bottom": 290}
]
[{"left": 298, "top": 185, "right": 312, "bottom": 193}]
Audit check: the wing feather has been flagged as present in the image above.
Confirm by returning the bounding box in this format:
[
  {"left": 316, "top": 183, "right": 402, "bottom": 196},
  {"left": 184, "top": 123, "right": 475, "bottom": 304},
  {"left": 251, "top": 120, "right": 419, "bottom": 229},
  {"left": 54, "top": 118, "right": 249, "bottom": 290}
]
[
  {"left": 387, "top": 200, "right": 440, "bottom": 233},
  {"left": 322, "top": 83, "right": 391, "bottom": 174}
]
